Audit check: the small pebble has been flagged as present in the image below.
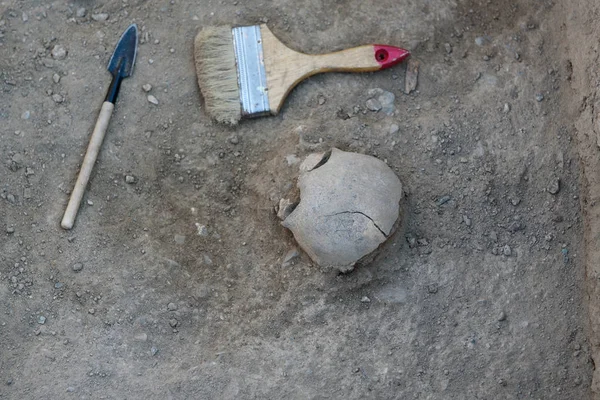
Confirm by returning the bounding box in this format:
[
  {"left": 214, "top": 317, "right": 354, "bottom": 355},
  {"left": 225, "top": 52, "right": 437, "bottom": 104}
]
[
  {"left": 51, "top": 45, "right": 67, "bottom": 60},
  {"left": 66, "top": 387, "right": 75, "bottom": 393},
  {"left": 22, "top": 12, "right": 28, "bottom": 22},
  {"left": 498, "top": 311, "right": 507, "bottom": 321},
  {"left": 88, "top": 308, "right": 95, "bottom": 315},
  {"left": 444, "top": 43, "right": 452, "bottom": 54},
  {"left": 87, "top": 199, "right": 93, "bottom": 206},
  {"left": 54, "top": 282, "right": 64, "bottom": 289},
  {"left": 6, "top": 226, "right": 15, "bottom": 234},
  {"left": 142, "top": 84, "right": 152, "bottom": 92},
  {"left": 147, "top": 95, "right": 159, "bottom": 105},
  {"left": 475, "top": 37, "right": 486, "bottom": 46},
  {"left": 483, "top": 55, "right": 490, "bottom": 61},
  {"left": 503, "top": 103, "right": 510, "bottom": 113},
  {"left": 283, "top": 248, "right": 300, "bottom": 264},
  {"left": 91, "top": 13, "right": 109, "bottom": 21},
  {"left": 72, "top": 263, "right": 83, "bottom": 272},
  {"left": 76, "top": 7, "right": 87, "bottom": 17},
  {"left": 195, "top": 224, "right": 208, "bottom": 236},
  {"left": 174, "top": 234, "right": 185, "bottom": 245},
  {"left": 151, "top": 347, "right": 159, "bottom": 356},
  {"left": 389, "top": 124, "right": 399, "bottom": 135},
  {"left": 21, "top": 110, "right": 31, "bottom": 120},
  {"left": 535, "top": 93, "right": 544, "bottom": 102},
  {"left": 38, "top": 316, "right": 46, "bottom": 324},
  {"left": 52, "top": 94, "right": 64, "bottom": 103},
  {"left": 503, "top": 245, "right": 512, "bottom": 256},
  {"left": 167, "top": 302, "right": 177, "bottom": 311},
  {"left": 169, "top": 319, "right": 178, "bottom": 328},
  {"left": 53, "top": 73, "right": 61, "bottom": 83},
  {"left": 228, "top": 135, "right": 239, "bottom": 144},
  {"left": 548, "top": 177, "right": 560, "bottom": 194},
  {"left": 365, "top": 98, "right": 382, "bottom": 112},
  {"left": 125, "top": 175, "right": 136, "bottom": 184},
  {"left": 134, "top": 332, "right": 148, "bottom": 341},
  {"left": 361, "top": 296, "right": 371, "bottom": 303}
]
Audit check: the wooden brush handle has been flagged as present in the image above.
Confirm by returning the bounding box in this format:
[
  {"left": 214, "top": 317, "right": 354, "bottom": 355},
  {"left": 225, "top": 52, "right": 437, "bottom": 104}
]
[
  {"left": 260, "top": 25, "right": 409, "bottom": 114},
  {"left": 61, "top": 101, "right": 114, "bottom": 230}
]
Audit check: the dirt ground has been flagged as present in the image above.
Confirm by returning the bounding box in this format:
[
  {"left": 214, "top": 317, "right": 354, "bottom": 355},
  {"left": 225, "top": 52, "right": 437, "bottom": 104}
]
[{"left": 2, "top": 0, "right": 599, "bottom": 398}]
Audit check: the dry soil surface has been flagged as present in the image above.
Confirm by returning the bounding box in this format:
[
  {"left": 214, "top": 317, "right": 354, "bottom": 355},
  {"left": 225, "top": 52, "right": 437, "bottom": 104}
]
[{"left": 1, "top": 0, "right": 598, "bottom": 399}]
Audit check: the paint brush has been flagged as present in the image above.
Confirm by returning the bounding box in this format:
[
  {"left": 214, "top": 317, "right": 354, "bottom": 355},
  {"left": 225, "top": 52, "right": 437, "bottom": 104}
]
[{"left": 194, "top": 24, "right": 410, "bottom": 124}]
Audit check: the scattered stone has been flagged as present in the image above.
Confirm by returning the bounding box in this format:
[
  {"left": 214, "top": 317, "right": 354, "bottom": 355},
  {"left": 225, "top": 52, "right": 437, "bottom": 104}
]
[
  {"left": 52, "top": 94, "right": 64, "bottom": 103},
  {"left": 510, "top": 197, "right": 520, "bottom": 206},
  {"left": 38, "top": 316, "right": 46, "bottom": 324},
  {"left": 475, "top": 36, "right": 486, "bottom": 46},
  {"left": 76, "top": 7, "right": 87, "bottom": 17},
  {"left": 535, "top": 93, "right": 544, "bottom": 102},
  {"left": 548, "top": 177, "right": 560, "bottom": 194},
  {"left": 6, "top": 226, "right": 15, "bottom": 234},
  {"left": 503, "top": 244, "right": 512, "bottom": 256},
  {"left": 54, "top": 282, "right": 64, "bottom": 289},
  {"left": 389, "top": 124, "right": 399, "bottom": 135},
  {"left": 167, "top": 302, "right": 177, "bottom": 311},
  {"left": 134, "top": 332, "right": 148, "bottom": 341},
  {"left": 282, "top": 247, "right": 300, "bottom": 265},
  {"left": 405, "top": 59, "right": 420, "bottom": 94},
  {"left": 91, "top": 13, "right": 109, "bottom": 22},
  {"left": 507, "top": 221, "right": 525, "bottom": 233},
  {"left": 151, "top": 347, "right": 159, "bottom": 356},
  {"left": 365, "top": 98, "right": 382, "bottom": 112},
  {"left": 51, "top": 45, "right": 67, "bottom": 60},
  {"left": 277, "top": 198, "right": 297, "bottom": 221},
  {"left": 228, "top": 135, "right": 239, "bottom": 145},
  {"left": 498, "top": 311, "right": 507, "bottom": 321},
  {"left": 66, "top": 387, "right": 75, "bottom": 393},
  {"left": 318, "top": 96, "right": 326, "bottom": 105},
  {"left": 25, "top": 167, "right": 34, "bottom": 176},
  {"left": 7, "top": 194, "right": 16, "bottom": 204},
  {"left": 463, "top": 215, "right": 472, "bottom": 227},
  {"left": 285, "top": 154, "right": 301, "bottom": 166},
  {"left": 367, "top": 88, "right": 395, "bottom": 115},
  {"left": 361, "top": 296, "right": 371, "bottom": 303},
  {"left": 444, "top": 43, "right": 452, "bottom": 54},
  {"left": 23, "top": 188, "right": 32, "bottom": 199},
  {"left": 142, "top": 83, "right": 152, "bottom": 92},
  {"left": 195, "top": 223, "right": 208, "bottom": 237},
  {"left": 147, "top": 95, "right": 159, "bottom": 105},
  {"left": 21, "top": 110, "right": 31, "bottom": 120},
  {"left": 169, "top": 319, "right": 178, "bottom": 328},
  {"left": 503, "top": 103, "right": 511, "bottom": 113},
  {"left": 88, "top": 308, "right": 95, "bottom": 315},
  {"left": 22, "top": 12, "right": 28, "bottom": 22},
  {"left": 483, "top": 55, "right": 490, "bottom": 61},
  {"left": 436, "top": 195, "right": 451, "bottom": 206},
  {"left": 72, "top": 263, "right": 83, "bottom": 272},
  {"left": 125, "top": 175, "right": 136, "bottom": 184},
  {"left": 86, "top": 199, "right": 93, "bottom": 206}
]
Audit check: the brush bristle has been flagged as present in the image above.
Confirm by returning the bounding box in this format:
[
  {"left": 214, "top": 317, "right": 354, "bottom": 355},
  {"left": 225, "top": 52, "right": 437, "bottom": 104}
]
[{"left": 194, "top": 26, "right": 241, "bottom": 125}]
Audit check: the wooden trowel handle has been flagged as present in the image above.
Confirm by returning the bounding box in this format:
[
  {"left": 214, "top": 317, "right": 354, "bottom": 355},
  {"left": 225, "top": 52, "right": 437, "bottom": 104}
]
[{"left": 61, "top": 101, "right": 114, "bottom": 230}]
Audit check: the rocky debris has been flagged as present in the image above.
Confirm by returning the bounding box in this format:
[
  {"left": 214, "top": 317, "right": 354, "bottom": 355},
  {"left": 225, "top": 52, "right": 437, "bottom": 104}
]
[
  {"left": 503, "top": 103, "right": 511, "bottom": 113},
  {"left": 174, "top": 235, "right": 185, "bottom": 244},
  {"left": 498, "top": 311, "right": 507, "bottom": 321},
  {"left": 22, "top": 12, "right": 28, "bottom": 22},
  {"left": 195, "top": 223, "right": 208, "bottom": 236},
  {"left": 147, "top": 95, "right": 159, "bottom": 105},
  {"left": 277, "top": 198, "right": 297, "bottom": 220},
  {"left": 91, "top": 13, "right": 109, "bottom": 22},
  {"left": 72, "top": 263, "right": 83, "bottom": 272},
  {"left": 6, "top": 225, "right": 15, "bottom": 234},
  {"left": 88, "top": 308, "right": 95, "bottom": 315},
  {"left": 52, "top": 94, "right": 64, "bottom": 103},
  {"left": 282, "top": 248, "right": 300, "bottom": 266},
  {"left": 151, "top": 347, "right": 159, "bottom": 356},
  {"left": 367, "top": 88, "right": 395, "bottom": 115},
  {"left": 169, "top": 319, "right": 178, "bottom": 328},
  {"left": 404, "top": 59, "right": 420, "bottom": 94},
  {"left": 167, "top": 302, "right": 177, "bottom": 311},
  {"left": 51, "top": 45, "right": 67, "bottom": 60},
  {"left": 548, "top": 177, "right": 560, "bottom": 194},
  {"left": 361, "top": 296, "right": 371, "bottom": 303},
  {"left": 76, "top": 7, "right": 87, "bottom": 17},
  {"left": 125, "top": 175, "right": 136, "bottom": 184},
  {"left": 366, "top": 98, "right": 382, "bottom": 112},
  {"left": 142, "top": 84, "right": 152, "bottom": 92},
  {"left": 38, "top": 316, "right": 46, "bottom": 324},
  {"left": 389, "top": 124, "right": 399, "bottom": 134},
  {"left": 444, "top": 43, "right": 452, "bottom": 54},
  {"left": 535, "top": 93, "right": 544, "bottom": 102},
  {"left": 503, "top": 244, "right": 512, "bottom": 256},
  {"left": 281, "top": 148, "right": 403, "bottom": 272},
  {"left": 21, "top": 110, "right": 30, "bottom": 120},
  {"left": 134, "top": 332, "right": 148, "bottom": 342},
  {"left": 52, "top": 73, "right": 61, "bottom": 83}
]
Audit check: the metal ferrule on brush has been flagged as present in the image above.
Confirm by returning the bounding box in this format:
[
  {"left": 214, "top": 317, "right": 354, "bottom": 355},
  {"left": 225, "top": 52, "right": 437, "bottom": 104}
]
[{"left": 232, "top": 26, "right": 270, "bottom": 117}]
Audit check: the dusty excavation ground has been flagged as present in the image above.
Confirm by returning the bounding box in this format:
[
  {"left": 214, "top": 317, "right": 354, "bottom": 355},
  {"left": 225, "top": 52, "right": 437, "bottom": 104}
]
[{"left": 2, "top": 0, "right": 600, "bottom": 398}]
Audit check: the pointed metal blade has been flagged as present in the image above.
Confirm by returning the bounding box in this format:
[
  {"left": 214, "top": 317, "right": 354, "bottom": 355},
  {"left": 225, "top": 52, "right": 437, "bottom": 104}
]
[{"left": 107, "top": 24, "right": 138, "bottom": 78}]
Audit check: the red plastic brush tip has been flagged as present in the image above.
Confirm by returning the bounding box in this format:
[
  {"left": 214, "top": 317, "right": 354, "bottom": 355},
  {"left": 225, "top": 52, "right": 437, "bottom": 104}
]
[{"left": 373, "top": 45, "right": 410, "bottom": 69}]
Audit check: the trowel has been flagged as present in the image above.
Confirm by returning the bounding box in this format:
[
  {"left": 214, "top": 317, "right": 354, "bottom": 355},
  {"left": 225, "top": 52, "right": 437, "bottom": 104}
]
[{"left": 61, "top": 24, "right": 139, "bottom": 230}]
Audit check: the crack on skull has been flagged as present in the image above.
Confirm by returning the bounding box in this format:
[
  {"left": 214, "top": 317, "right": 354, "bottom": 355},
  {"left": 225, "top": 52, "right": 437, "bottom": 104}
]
[{"left": 325, "top": 211, "right": 388, "bottom": 238}]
